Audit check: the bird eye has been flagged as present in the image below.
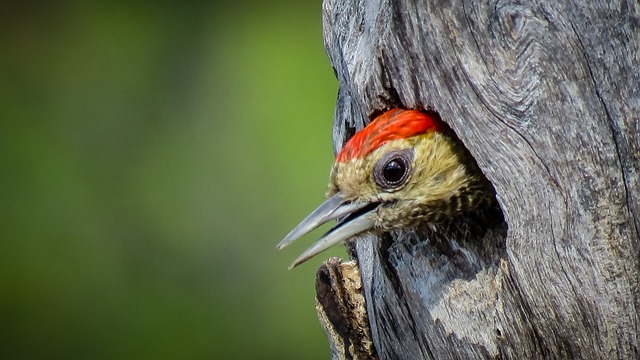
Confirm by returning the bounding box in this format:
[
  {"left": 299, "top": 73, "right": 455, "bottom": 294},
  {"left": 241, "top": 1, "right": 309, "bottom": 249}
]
[
  {"left": 373, "top": 149, "right": 414, "bottom": 191},
  {"left": 383, "top": 159, "right": 405, "bottom": 183}
]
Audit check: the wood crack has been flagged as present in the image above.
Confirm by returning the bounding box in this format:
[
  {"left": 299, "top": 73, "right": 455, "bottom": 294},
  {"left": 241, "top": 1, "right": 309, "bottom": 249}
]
[{"left": 568, "top": 20, "right": 640, "bottom": 245}]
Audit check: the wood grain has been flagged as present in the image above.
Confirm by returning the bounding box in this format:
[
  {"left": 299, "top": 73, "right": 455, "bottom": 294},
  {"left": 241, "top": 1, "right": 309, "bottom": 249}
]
[{"left": 318, "top": 1, "right": 640, "bottom": 359}]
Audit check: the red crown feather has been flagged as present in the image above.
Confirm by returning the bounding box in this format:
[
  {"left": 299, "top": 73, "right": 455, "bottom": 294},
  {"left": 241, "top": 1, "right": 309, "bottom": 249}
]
[{"left": 336, "top": 109, "right": 445, "bottom": 162}]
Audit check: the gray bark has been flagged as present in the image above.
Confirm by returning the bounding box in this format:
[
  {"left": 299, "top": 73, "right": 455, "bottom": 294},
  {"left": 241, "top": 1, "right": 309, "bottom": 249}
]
[{"left": 316, "top": 1, "right": 640, "bottom": 359}]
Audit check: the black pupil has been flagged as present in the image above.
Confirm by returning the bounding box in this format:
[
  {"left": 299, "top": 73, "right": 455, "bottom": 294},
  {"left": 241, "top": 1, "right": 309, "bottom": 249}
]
[{"left": 383, "top": 159, "right": 405, "bottom": 183}]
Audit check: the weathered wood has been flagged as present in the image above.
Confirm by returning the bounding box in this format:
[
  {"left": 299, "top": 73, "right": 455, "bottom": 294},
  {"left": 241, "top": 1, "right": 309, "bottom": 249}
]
[
  {"left": 317, "top": 1, "right": 640, "bottom": 359},
  {"left": 316, "top": 258, "right": 378, "bottom": 360}
]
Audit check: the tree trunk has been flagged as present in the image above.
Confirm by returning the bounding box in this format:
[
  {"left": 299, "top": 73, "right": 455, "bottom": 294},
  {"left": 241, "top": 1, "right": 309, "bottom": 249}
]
[{"left": 315, "top": 1, "right": 640, "bottom": 359}]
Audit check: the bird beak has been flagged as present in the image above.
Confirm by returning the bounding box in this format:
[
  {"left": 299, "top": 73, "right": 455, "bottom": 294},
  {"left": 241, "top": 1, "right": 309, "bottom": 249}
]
[{"left": 277, "top": 192, "right": 378, "bottom": 269}]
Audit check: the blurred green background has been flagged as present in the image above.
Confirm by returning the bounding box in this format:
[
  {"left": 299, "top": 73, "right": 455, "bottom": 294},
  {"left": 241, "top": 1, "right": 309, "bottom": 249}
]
[{"left": 0, "top": 1, "right": 345, "bottom": 359}]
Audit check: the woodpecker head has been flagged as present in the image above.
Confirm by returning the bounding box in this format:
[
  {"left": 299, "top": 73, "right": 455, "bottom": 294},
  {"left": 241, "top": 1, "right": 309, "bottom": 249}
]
[{"left": 278, "top": 109, "right": 493, "bottom": 268}]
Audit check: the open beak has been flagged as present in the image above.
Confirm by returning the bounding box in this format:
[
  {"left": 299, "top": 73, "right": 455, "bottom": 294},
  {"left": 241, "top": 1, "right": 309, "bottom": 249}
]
[{"left": 277, "top": 192, "right": 378, "bottom": 269}]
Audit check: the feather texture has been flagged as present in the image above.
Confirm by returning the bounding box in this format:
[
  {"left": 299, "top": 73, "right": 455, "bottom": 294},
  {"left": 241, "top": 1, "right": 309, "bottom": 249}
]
[{"left": 336, "top": 109, "right": 445, "bottom": 163}]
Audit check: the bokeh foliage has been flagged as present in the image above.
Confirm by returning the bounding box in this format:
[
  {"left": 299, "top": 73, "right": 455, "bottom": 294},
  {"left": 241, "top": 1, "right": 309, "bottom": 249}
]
[{"left": 0, "top": 1, "right": 344, "bottom": 359}]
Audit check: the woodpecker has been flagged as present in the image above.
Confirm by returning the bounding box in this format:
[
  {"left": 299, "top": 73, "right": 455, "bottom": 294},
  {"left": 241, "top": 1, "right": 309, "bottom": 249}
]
[{"left": 278, "top": 109, "right": 496, "bottom": 269}]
